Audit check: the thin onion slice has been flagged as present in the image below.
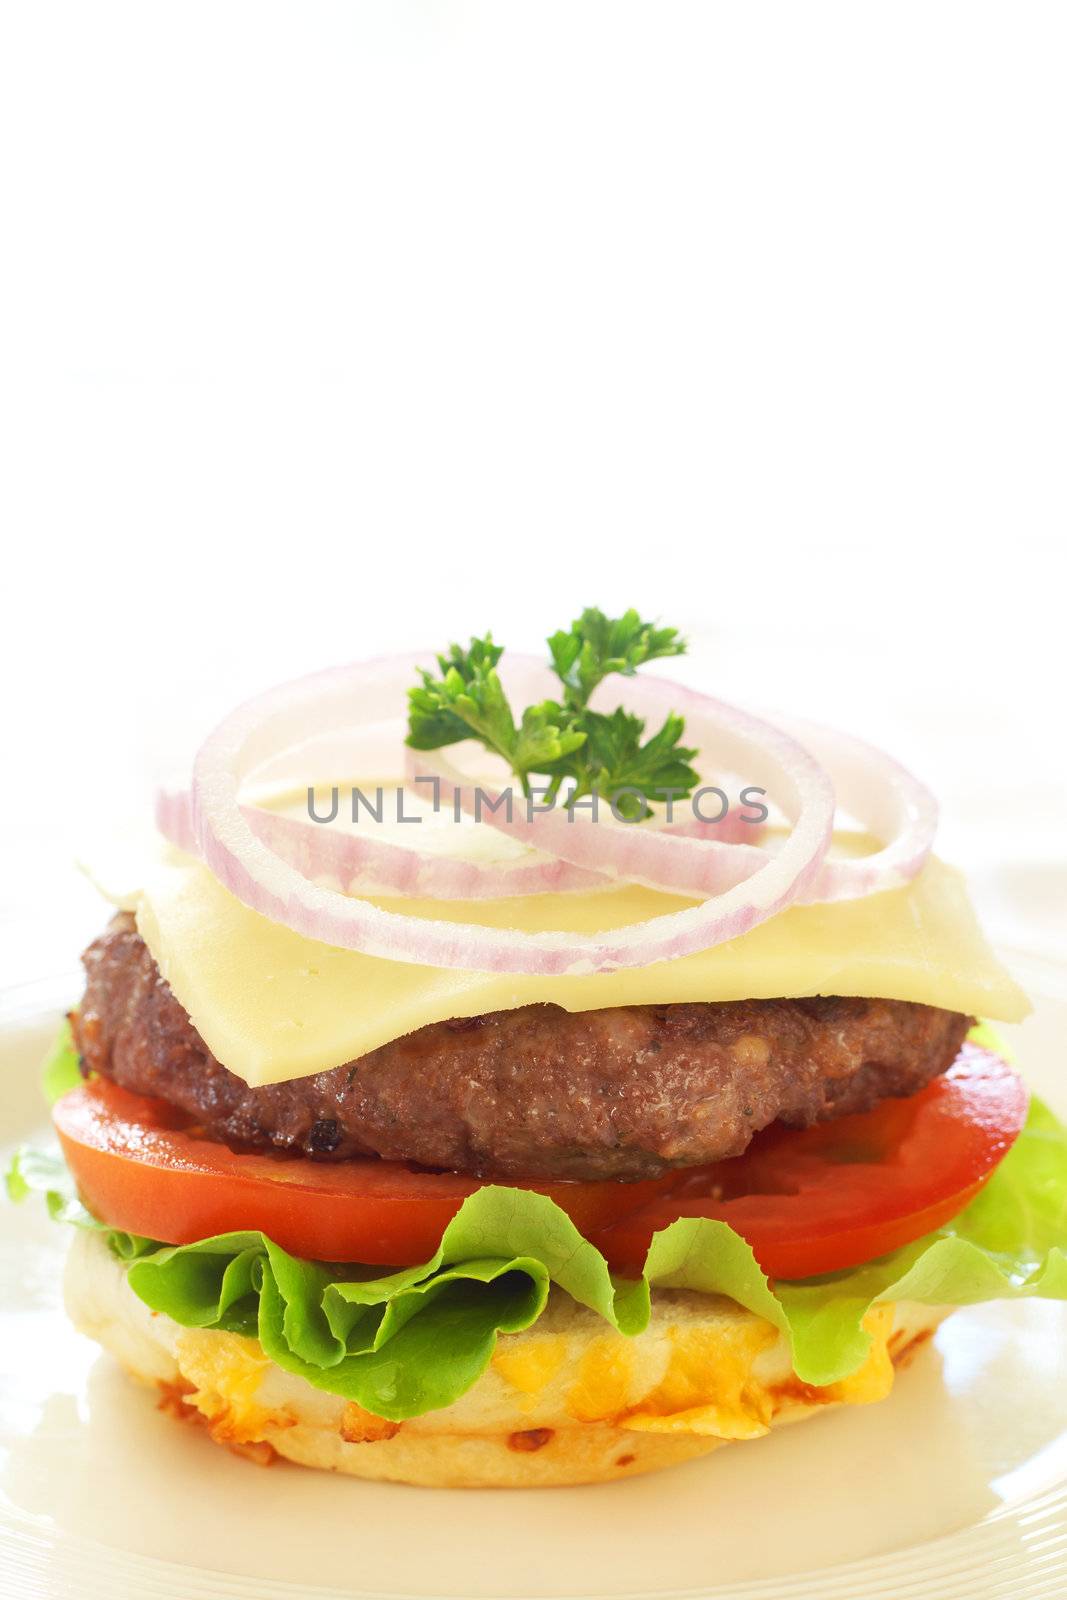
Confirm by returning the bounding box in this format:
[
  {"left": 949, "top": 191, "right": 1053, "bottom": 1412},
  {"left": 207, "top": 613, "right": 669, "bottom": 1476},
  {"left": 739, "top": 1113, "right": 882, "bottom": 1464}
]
[
  {"left": 783, "top": 717, "right": 938, "bottom": 901},
  {"left": 405, "top": 673, "right": 937, "bottom": 904},
  {"left": 180, "top": 655, "right": 835, "bottom": 973},
  {"left": 155, "top": 652, "right": 610, "bottom": 900},
  {"left": 156, "top": 786, "right": 608, "bottom": 900},
  {"left": 404, "top": 746, "right": 775, "bottom": 900},
  {"left": 608, "top": 673, "right": 936, "bottom": 901}
]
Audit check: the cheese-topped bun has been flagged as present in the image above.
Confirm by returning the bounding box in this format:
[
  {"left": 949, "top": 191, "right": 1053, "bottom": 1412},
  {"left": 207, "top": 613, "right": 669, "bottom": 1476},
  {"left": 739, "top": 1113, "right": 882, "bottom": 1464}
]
[{"left": 65, "top": 1229, "right": 947, "bottom": 1489}]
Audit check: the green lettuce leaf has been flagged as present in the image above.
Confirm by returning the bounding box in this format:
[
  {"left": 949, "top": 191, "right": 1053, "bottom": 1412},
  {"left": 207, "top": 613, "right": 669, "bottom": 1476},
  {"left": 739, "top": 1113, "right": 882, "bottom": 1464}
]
[
  {"left": 42, "top": 1017, "right": 82, "bottom": 1105},
  {"left": 9, "top": 1024, "right": 1067, "bottom": 1419},
  {"left": 5, "top": 1144, "right": 102, "bottom": 1229}
]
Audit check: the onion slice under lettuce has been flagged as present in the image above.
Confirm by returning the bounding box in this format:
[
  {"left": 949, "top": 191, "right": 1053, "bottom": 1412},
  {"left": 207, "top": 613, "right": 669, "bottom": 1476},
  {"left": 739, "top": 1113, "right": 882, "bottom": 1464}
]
[{"left": 161, "top": 654, "right": 840, "bottom": 974}]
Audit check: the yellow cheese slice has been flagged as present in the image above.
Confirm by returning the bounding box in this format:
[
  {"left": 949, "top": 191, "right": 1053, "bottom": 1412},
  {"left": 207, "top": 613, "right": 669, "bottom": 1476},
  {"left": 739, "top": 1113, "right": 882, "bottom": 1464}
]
[{"left": 130, "top": 845, "right": 1030, "bottom": 1088}]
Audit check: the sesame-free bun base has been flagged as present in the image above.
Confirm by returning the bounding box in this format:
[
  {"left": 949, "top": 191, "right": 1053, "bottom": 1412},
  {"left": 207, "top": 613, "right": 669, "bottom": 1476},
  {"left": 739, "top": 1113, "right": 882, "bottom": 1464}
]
[{"left": 64, "top": 1229, "right": 949, "bottom": 1488}]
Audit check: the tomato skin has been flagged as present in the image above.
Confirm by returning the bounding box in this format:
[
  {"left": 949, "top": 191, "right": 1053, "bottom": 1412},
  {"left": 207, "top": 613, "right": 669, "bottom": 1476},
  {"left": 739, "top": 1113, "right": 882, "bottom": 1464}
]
[
  {"left": 53, "top": 1078, "right": 673, "bottom": 1264},
  {"left": 53, "top": 1041, "right": 1027, "bottom": 1280},
  {"left": 589, "top": 1042, "right": 1028, "bottom": 1280}
]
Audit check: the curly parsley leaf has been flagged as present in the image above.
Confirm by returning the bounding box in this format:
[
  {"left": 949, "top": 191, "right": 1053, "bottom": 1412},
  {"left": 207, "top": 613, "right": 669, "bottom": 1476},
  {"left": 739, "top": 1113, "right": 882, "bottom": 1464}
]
[
  {"left": 407, "top": 636, "right": 585, "bottom": 793},
  {"left": 407, "top": 635, "right": 509, "bottom": 753},
  {"left": 543, "top": 708, "right": 699, "bottom": 818},
  {"left": 513, "top": 701, "right": 587, "bottom": 777},
  {"left": 547, "top": 607, "right": 687, "bottom": 712}
]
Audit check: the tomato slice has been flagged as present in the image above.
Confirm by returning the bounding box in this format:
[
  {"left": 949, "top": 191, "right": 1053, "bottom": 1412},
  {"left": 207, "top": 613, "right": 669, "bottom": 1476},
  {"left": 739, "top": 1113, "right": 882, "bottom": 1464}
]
[
  {"left": 590, "top": 1041, "right": 1028, "bottom": 1279},
  {"left": 52, "top": 1078, "right": 676, "bottom": 1264},
  {"left": 53, "top": 1040, "right": 1027, "bottom": 1280}
]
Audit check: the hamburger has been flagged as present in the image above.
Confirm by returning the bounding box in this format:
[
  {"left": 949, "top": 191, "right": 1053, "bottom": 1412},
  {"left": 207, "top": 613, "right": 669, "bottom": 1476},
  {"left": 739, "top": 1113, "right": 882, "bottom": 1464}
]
[{"left": 10, "top": 610, "right": 1063, "bottom": 1488}]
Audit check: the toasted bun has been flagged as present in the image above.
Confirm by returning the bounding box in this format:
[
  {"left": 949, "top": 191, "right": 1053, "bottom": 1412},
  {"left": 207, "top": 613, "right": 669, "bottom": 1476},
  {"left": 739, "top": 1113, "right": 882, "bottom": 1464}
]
[{"left": 64, "top": 1230, "right": 949, "bottom": 1488}]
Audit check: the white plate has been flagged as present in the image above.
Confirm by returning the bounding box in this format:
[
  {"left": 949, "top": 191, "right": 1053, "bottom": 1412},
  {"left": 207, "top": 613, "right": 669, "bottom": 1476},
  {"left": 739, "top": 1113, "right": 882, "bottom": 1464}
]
[{"left": 2, "top": 959, "right": 1066, "bottom": 1600}]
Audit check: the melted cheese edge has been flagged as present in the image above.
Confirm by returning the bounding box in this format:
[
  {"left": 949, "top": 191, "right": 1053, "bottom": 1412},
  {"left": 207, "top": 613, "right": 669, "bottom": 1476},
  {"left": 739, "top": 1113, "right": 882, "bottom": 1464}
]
[{"left": 124, "top": 844, "right": 1029, "bottom": 1087}]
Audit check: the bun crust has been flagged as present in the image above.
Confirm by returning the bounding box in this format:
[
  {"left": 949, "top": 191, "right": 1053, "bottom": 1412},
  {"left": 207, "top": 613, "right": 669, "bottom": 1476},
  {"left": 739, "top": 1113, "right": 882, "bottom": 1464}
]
[{"left": 65, "top": 1230, "right": 949, "bottom": 1488}]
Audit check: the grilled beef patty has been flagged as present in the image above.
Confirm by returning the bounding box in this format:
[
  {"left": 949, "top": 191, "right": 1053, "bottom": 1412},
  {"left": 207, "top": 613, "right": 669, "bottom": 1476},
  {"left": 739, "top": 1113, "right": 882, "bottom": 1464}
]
[{"left": 71, "top": 914, "right": 971, "bottom": 1182}]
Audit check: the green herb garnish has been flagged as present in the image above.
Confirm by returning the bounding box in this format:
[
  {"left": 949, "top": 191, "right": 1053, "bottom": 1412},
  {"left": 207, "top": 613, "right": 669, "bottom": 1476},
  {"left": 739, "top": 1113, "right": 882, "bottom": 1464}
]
[{"left": 406, "top": 608, "right": 698, "bottom": 816}]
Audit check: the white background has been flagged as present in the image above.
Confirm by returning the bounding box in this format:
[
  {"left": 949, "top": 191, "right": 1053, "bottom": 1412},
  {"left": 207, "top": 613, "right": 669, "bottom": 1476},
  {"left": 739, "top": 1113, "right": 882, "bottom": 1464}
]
[{"left": 1, "top": 2, "right": 1064, "bottom": 982}]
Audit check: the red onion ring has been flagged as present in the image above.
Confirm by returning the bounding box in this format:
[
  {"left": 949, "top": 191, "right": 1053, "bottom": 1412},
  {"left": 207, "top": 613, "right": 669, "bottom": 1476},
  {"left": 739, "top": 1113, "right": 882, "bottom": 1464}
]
[
  {"left": 157, "top": 787, "right": 762, "bottom": 901},
  {"left": 156, "top": 786, "right": 608, "bottom": 900},
  {"left": 156, "top": 652, "right": 767, "bottom": 902},
  {"left": 173, "top": 654, "right": 836, "bottom": 974},
  {"left": 404, "top": 672, "right": 937, "bottom": 905},
  {"left": 403, "top": 734, "right": 933, "bottom": 905},
  {"left": 782, "top": 717, "right": 938, "bottom": 901}
]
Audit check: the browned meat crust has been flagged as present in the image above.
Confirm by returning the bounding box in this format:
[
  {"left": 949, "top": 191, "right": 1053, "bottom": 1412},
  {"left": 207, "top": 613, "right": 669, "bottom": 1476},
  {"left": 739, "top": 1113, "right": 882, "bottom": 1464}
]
[{"left": 71, "top": 915, "right": 972, "bottom": 1182}]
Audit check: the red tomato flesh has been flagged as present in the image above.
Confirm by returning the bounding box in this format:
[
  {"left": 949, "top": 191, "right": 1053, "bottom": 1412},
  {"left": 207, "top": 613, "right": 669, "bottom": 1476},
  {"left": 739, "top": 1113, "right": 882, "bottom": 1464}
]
[
  {"left": 52, "top": 1077, "right": 678, "bottom": 1264},
  {"left": 53, "top": 1040, "right": 1027, "bottom": 1280},
  {"left": 590, "top": 1040, "right": 1028, "bottom": 1278}
]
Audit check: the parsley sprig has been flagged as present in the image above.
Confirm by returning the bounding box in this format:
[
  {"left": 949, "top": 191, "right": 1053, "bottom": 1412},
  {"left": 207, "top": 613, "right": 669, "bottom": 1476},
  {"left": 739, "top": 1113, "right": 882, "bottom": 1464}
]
[
  {"left": 407, "top": 635, "right": 586, "bottom": 798},
  {"left": 407, "top": 608, "right": 698, "bottom": 817},
  {"left": 547, "top": 608, "right": 686, "bottom": 712}
]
